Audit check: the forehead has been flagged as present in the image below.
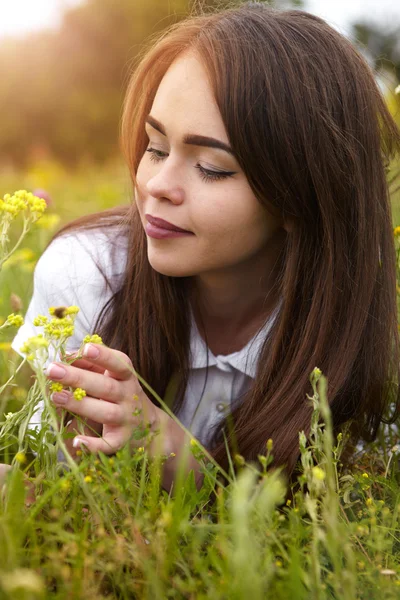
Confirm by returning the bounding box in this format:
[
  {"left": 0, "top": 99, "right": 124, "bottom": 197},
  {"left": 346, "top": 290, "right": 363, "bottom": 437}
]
[{"left": 150, "top": 52, "right": 228, "bottom": 141}]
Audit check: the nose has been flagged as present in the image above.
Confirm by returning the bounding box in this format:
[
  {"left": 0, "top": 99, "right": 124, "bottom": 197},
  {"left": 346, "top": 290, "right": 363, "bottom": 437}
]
[{"left": 146, "top": 161, "right": 184, "bottom": 205}]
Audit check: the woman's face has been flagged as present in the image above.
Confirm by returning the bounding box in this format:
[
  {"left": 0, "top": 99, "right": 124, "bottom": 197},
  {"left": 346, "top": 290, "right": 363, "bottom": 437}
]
[{"left": 135, "top": 52, "right": 286, "bottom": 278}]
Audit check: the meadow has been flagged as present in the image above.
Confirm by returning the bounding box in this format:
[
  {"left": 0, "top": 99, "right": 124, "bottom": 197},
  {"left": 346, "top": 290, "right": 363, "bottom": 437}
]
[{"left": 0, "top": 158, "right": 400, "bottom": 599}]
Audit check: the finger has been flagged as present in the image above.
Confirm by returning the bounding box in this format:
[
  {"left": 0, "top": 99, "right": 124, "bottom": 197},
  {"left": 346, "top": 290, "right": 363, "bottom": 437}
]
[
  {"left": 66, "top": 356, "right": 105, "bottom": 374},
  {"left": 51, "top": 390, "right": 127, "bottom": 425},
  {"left": 72, "top": 435, "right": 117, "bottom": 455},
  {"left": 80, "top": 343, "right": 134, "bottom": 381},
  {"left": 46, "top": 362, "right": 129, "bottom": 404}
]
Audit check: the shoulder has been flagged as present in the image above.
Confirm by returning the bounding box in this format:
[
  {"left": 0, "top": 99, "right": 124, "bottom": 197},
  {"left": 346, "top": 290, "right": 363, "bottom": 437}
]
[
  {"left": 35, "top": 223, "right": 128, "bottom": 295},
  {"left": 11, "top": 224, "right": 129, "bottom": 359}
]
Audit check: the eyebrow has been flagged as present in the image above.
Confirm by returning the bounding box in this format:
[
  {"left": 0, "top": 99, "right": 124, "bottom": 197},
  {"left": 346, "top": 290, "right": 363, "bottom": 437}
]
[{"left": 145, "top": 115, "right": 235, "bottom": 157}]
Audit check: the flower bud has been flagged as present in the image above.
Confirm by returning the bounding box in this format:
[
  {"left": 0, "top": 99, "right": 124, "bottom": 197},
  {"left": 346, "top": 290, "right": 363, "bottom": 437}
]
[
  {"left": 33, "top": 188, "right": 52, "bottom": 207},
  {"left": 10, "top": 293, "right": 23, "bottom": 312}
]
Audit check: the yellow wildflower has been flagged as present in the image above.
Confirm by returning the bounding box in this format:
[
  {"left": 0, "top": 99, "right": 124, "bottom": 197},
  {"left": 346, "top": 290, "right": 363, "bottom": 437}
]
[
  {"left": 137, "top": 447, "right": 144, "bottom": 453},
  {"left": 33, "top": 315, "right": 48, "bottom": 326},
  {"left": 73, "top": 388, "right": 86, "bottom": 401},
  {"left": 50, "top": 382, "right": 64, "bottom": 393},
  {"left": 366, "top": 498, "right": 373, "bottom": 506},
  {"left": 84, "top": 475, "right": 92, "bottom": 483},
  {"left": 43, "top": 315, "right": 75, "bottom": 340},
  {"left": 83, "top": 333, "right": 103, "bottom": 344},
  {"left": 4, "top": 313, "right": 24, "bottom": 328},
  {"left": 64, "top": 306, "right": 79, "bottom": 316},
  {"left": 394, "top": 226, "right": 400, "bottom": 236},
  {"left": 60, "top": 479, "right": 71, "bottom": 491},
  {"left": 312, "top": 466, "right": 326, "bottom": 481},
  {"left": 0, "top": 190, "right": 46, "bottom": 221},
  {"left": 361, "top": 472, "right": 369, "bottom": 479},
  {"left": 20, "top": 334, "right": 49, "bottom": 356},
  {"left": 15, "top": 452, "right": 27, "bottom": 464}
]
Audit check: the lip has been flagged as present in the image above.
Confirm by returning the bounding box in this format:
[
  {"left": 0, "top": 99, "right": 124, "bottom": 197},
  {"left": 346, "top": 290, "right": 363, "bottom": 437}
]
[
  {"left": 145, "top": 214, "right": 192, "bottom": 233},
  {"left": 145, "top": 223, "right": 193, "bottom": 239}
]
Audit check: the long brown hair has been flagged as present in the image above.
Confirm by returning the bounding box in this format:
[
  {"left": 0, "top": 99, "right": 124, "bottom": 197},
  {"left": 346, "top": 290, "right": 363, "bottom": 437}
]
[{"left": 53, "top": 1, "right": 400, "bottom": 475}]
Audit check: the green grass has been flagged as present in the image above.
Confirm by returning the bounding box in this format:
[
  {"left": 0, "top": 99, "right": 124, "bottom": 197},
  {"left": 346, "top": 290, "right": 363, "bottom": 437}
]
[{"left": 0, "top": 160, "right": 400, "bottom": 599}]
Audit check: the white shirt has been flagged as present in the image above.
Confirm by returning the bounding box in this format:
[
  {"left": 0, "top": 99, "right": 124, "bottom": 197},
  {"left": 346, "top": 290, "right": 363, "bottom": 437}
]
[{"left": 11, "top": 227, "right": 280, "bottom": 448}]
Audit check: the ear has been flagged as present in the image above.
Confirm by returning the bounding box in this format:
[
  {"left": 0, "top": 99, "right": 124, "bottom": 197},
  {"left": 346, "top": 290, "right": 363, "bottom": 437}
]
[{"left": 283, "top": 217, "right": 295, "bottom": 234}]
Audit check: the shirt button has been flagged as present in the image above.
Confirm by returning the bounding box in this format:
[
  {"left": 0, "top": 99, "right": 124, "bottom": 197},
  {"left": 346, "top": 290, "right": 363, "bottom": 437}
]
[{"left": 216, "top": 402, "right": 227, "bottom": 413}]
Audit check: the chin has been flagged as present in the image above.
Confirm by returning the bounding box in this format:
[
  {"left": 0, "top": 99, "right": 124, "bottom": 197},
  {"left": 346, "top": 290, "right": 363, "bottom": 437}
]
[{"left": 147, "top": 254, "right": 194, "bottom": 278}]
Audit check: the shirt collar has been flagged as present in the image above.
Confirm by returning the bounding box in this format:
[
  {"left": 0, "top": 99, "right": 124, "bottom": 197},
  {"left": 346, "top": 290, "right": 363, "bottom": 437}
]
[{"left": 189, "top": 300, "right": 282, "bottom": 379}]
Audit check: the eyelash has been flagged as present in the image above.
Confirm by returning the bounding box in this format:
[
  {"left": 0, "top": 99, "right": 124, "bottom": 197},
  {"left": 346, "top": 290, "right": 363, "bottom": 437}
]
[{"left": 145, "top": 147, "right": 235, "bottom": 183}]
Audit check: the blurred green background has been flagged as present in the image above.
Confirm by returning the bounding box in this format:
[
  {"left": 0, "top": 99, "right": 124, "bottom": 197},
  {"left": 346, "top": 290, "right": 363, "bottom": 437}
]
[
  {"left": 0, "top": 0, "right": 399, "bottom": 410},
  {"left": 0, "top": 0, "right": 399, "bottom": 171}
]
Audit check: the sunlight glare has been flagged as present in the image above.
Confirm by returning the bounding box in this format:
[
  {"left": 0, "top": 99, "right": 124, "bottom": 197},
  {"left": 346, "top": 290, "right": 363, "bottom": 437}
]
[{"left": 0, "top": 0, "right": 82, "bottom": 38}]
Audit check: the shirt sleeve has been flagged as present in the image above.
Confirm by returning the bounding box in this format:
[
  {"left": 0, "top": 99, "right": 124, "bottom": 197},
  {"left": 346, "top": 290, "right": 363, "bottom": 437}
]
[
  {"left": 11, "top": 230, "right": 114, "bottom": 360},
  {"left": 10, "top": 228, "right": 123, "bottom": 429}
]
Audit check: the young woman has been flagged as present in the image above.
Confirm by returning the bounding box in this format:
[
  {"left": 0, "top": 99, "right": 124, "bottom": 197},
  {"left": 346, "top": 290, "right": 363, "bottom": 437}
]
[{"left": 10, "top": 1, "right": 400, "bottom": 490}]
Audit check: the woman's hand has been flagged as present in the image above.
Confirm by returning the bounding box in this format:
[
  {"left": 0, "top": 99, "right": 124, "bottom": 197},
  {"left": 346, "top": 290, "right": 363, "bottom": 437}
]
[{"left": 46, "top": 343, "right": 163, "bottom": 455}]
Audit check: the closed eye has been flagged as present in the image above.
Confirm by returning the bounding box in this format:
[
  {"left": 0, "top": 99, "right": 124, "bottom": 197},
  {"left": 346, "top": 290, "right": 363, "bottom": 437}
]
[{"left": 145, "top": 147, "right": 236, "bottom": 184}]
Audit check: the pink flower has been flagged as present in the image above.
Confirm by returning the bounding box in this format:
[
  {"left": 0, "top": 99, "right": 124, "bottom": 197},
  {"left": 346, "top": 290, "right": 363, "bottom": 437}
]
[{"left": 32, "top": 188, "right": 52, "bottom": 208}]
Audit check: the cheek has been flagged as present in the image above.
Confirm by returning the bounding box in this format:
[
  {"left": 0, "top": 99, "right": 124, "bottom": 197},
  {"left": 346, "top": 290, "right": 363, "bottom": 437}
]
[
  {"left": 134, "top": 162, "right": 149, "bottom": 212},
  {"left": 135, "top": 159, "right": 146, "bottom": 189},
  {"left": 200, "top": 200, "right": 282, "bottom": 264},
  {"left": 198, "top": 195, "right": 271, "bottom": 244}
]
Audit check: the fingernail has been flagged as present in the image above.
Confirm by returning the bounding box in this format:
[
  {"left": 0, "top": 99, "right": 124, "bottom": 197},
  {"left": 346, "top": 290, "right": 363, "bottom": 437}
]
[
  {"left": 51, "top": 391, "right": 69, "bottom": 405},
  {"left": 46, "top": 363, "right": 66, "bottom": 379},
  {"left": 83, "top": 344, "right": 100, "bottom": 359},
  {"left": 73, "top": 437, "right": 88, "bottom": 449}
]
